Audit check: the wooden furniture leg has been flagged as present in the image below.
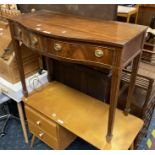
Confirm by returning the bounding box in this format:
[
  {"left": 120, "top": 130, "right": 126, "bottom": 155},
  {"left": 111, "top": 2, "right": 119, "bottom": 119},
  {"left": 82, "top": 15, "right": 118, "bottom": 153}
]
[
  {"left": 17, "top": 102, "right": 29, "bottom": 144},
  {"left": 142, "top": 79, "right": 154, "bottom": 116},
  {"left": 45, "top": 57, "right": 53, "bottom": 82},
  {"left": 130, "top": 142, "right": 134, "bottom": 150},
  {"left": 127, "top": 14, "right": 130, "bottom": 23},
  {"left": 125, "top": 54, "right": 141, "bottom": 115},
  {"left": 106, "top": 67, "right": 122, "bottom": 142},
  {"left": 135, "top": 12, "right": 138, "bottom": 24},
  {"left": 9, "top": 22, "right": 28, "bottom": 97},
  {"left": 31, "top": 135, "right": 36, "bottom": 147}
]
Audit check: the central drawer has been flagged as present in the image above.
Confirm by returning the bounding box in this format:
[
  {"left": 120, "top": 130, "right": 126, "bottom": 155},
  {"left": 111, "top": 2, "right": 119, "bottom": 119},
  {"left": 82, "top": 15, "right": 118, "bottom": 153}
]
[
  {"left": 48, "top": 40, "right": 114, "bottom": 66},
  {"left": 25, "top": 105, "right": 57, "bottom": 137},
  {"left": 14, "top": 24, "right": 115, "bottom": 67}
]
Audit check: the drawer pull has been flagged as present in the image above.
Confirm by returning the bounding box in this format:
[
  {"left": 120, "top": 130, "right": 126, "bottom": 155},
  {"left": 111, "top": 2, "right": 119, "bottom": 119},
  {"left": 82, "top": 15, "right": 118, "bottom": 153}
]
[
  {"left": 31, "top": 36, "right": 38, "bottom": 46},
  {"left": 54, "top": 43, "right": 62, "bottom": 52},
  {"left": 36, "top": 121, "right": 41, "bottom": 126},
  {"left": 95, "top": 49, "right": 104, "bottom": 58},
  {"left": 39, "top": 132, "right": 44, "bottom": 138}
]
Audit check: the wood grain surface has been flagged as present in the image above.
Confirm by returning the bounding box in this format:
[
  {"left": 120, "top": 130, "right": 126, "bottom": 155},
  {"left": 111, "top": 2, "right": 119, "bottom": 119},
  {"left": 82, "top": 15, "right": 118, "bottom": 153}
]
[
  {"left": 9, "top": 10, "right": 147, "bottom": 47},
  {"left": 23, "top": 81, "right": 143, "bottom": 150}
]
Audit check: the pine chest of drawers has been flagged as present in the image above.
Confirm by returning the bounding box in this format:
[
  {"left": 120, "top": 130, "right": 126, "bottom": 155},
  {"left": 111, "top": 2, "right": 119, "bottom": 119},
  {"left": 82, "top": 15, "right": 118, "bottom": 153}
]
[{"left": 25, "top": 105, "right": 76, "bottom": 149}]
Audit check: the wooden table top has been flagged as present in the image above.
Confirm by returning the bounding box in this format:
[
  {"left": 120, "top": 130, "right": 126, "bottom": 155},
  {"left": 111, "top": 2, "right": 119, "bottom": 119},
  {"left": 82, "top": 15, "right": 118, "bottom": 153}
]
[
  {"left": 23, "top": 81, "right": 143, "bottom": 150},
  {"left": 10, "top": 10, "right": 147, "bottom": 47}
]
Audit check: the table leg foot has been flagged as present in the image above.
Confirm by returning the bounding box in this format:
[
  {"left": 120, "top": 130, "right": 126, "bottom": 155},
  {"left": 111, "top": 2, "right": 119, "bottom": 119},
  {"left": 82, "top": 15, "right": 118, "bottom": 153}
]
[
  {"left": 124, "top": 108, "right": 130, "bottom": 116},
  {"left": 31, "top": 135, "right": 36, "bottom": 147},
  {"left": 106, "top": 134, "right": 112, "bottom": 143},
  {"left": 130, "top": 142, "right": 134, "bottom": 150}
]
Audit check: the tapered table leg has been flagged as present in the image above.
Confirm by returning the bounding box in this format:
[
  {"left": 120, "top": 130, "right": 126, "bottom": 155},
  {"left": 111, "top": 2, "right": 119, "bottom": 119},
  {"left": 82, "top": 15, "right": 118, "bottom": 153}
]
[
  {"left": 124, "top": 54, "right": 141, "bottom": 115},
  {"left": 17, "top": 102, "right": 29, "bottom": 144},
  {"left": 9, "top": 22, "right": 28, "bottom": 97},
  {"left": 106, "top": 67, "right": 122, "bottom": 142}
]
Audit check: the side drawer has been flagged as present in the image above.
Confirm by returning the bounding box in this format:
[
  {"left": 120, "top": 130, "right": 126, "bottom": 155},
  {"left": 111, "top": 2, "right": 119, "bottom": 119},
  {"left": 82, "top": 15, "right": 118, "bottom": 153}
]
[
  {"left": 28, "top": 122, "right": 59, "bottom": 149},
  {"left": 25, "top": 105, "right": 58, "bottom": 137}
]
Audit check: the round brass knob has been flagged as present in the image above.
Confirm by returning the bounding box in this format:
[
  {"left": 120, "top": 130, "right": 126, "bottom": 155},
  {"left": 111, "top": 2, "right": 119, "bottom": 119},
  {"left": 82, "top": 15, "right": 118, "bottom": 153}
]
[
  {"left": 39, "top": 132, "right": 44, "bottom": 138},
  {"left": 36, "top": 121, "right": 41, "bottom": 126},
  {"left": 94, "top": 49, "right": 104, "bottom": 58},
  {"left": 31, "top": 36, "right": 38, "bottom": 46},
  {"left": 54, "top": 43, "right": 62, "bottom": 52}
]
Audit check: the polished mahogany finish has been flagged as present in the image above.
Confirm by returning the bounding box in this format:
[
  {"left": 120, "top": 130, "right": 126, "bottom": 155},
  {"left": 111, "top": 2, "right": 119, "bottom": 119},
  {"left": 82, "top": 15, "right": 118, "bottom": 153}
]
[
  {"left": 8, "top": 10, "right": 147, "bottom": 145},
  {"left": 10, "top": 10, "right": 146, "bottom": 47}
]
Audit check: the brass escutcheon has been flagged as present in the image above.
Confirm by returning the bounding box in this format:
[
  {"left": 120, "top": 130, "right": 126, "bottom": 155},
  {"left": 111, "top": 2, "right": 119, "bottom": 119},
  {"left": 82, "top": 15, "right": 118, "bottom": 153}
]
[
  {"left": 95, "top": 49, "right": 104, "bottom": 58},
  {"left": 31, "top": 36, "right": 38, "bottom": 46},
  {"left": 54, "top": 43, "right": 62, "bottom": 52}
]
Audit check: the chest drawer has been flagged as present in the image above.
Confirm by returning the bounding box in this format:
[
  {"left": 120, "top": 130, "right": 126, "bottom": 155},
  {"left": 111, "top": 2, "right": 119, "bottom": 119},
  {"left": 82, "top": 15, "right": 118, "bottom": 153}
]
[
  {"left": 28, "top": 122, "right": 59, "bottom": 149},
  {"left": 25, "top": 105, "right": 57, "bottom": 137},
  {"left": 25, "top": 105, "right": 76, "bottom": 149}
]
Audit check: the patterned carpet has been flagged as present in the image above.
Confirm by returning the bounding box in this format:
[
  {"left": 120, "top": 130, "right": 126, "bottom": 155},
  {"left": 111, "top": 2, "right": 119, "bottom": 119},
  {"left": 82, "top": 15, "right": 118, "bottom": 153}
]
[
  {"left": 0, "top": 119, "right": 96, "bottom": 150},
  {"left": 137, "top": 110, "right": 155, "bottom": 150},
  {"left": 0, "top": 109, "right": 155, "bottom": 150}
]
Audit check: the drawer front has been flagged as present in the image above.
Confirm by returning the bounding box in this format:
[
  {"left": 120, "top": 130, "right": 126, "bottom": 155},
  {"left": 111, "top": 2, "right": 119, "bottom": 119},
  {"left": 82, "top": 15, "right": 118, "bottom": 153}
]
[
  {"left": 14, "top": 24, "right": 45, "bottom": 51},
  {"left": 14, "top": 24, "right": 114, "bottom": 67},
  {"left": 28, "top": 122, "right": 59, "bottom": 149},
  {"left": 49, "top": 40, "right": 114, "bottom": 66},
  {"left": 25, "top": 106, "right": 58, "bottom": 137},
  {"left": 14, "top": 24, "right": 30, "bottom": 47}
]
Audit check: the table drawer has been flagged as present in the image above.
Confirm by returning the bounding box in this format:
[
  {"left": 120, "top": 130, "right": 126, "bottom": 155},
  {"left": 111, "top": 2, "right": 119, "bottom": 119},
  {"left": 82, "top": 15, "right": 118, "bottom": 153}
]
[
  {"left": 48, "top": 40, "right": 114, "bottom": 66},
  {"left": 25, "top": 105, "right": 57, "bottom": 137},
  {"left": 14, "top": 24, "right": 115, "bottom": 67},
  {"left": 28, "top": 122, "right": 59, "bottom": 149},
  {"left": 14, "top": 24, "right": 45, "bottom": 51}
]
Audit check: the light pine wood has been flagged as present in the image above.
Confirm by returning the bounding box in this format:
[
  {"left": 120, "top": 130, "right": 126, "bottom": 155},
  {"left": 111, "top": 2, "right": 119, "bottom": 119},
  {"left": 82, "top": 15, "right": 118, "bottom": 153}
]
[
  {"left": 17, "top": 102, "right": 29, "bottom": 144},
  {"left": 25, "top": 105, "right": 76, "bottom": 149},
  {"left": 25, "top": 105, "right": 58, "bottom": 137},
  {"left": 117, "top": 5, "right": 140, "bottom": 24},
  {"left": 28, "top": 122, "right": 60, "bottom": 149},
  {"left": 29, "top": 121, "right": 76, "bottom": 149},
  {"left": 23, "top": 81, "right": 143, "bottom": 150}
]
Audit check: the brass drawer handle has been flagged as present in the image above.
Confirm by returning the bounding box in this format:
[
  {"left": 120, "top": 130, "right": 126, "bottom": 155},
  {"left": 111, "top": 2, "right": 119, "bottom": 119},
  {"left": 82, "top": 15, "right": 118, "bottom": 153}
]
[
  {"left": 54, "top": 43, "right": 62, "bottom": 52},
  {"left": 36, "top": 121, "right": 41, "bottom": 126},
  {"left": 39, "top": 132, "right": 44, "bottom": 138},
  {"left": 31, "top": 36, "right": 38, "bottom": 46},
  {"left": 95, "top": 49, "right": 104, "bottom": 58}
]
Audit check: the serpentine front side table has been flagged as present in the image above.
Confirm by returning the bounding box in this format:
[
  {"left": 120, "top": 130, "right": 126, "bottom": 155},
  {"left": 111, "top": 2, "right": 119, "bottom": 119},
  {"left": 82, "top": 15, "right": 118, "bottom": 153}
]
[{"left": 8, "top": 10, "right": 147, "bottom": 149}]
